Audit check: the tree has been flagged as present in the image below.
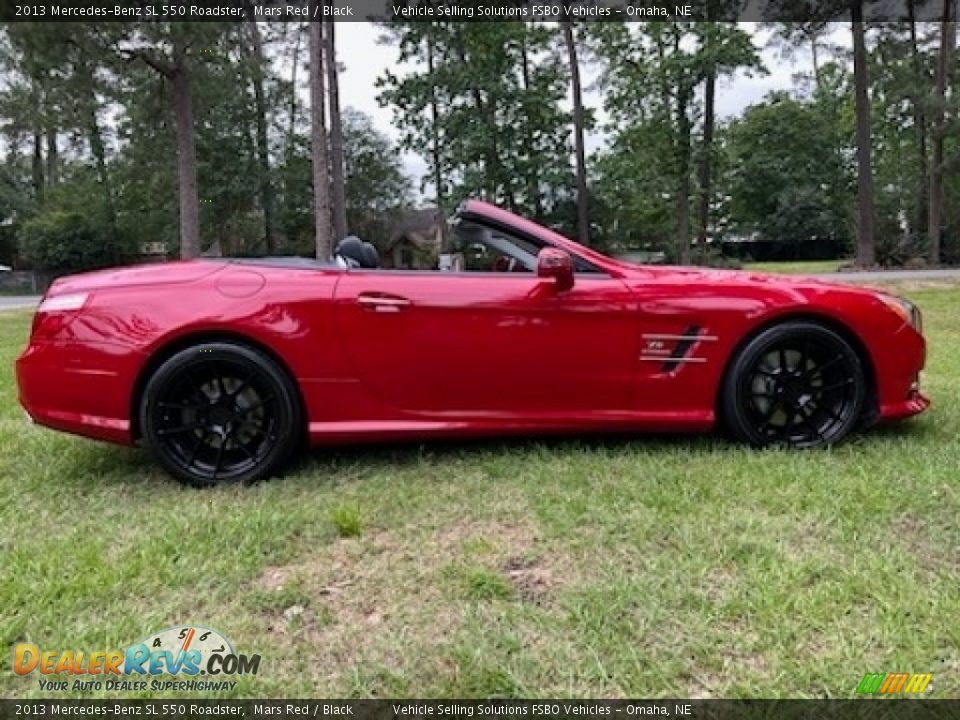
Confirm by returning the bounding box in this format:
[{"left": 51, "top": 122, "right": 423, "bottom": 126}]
[
  {"left": 929, "top": 0, "right": 956, "bottom": 264},
  {"left": 242, "top": 13, "right": 277, "bottom": 253},
  {"left": 724, "top": 91, "right": 852, "bottom": 253},
  {"left": 907, "top": 0, "right": 930, "bottom": 240},
  {"left": 562, "top": 17, "right": 589, "bottom": 245},
  {"left": 593, "top": 22, "right": 761, "bottom": 262},
  {"left": 325, "top": 18, "right": 348, "bottom": 242},
  {"left": 342, "top": 109, "right": 413, "bottom": 244},
  {"left": 117, "top": 24, "right": 221, "bottom": 259},
  {"left": 309, "top": 18, "right": 332, "bottom": 260},
  {"left": 851, "top": 2, "right": 877, "bottom": 267},
  {"left": 378, "top": 22, "right": 571, "bottom": 219},
  {"left": 765, "top": 22, "right": 833, "bottom": 89}
]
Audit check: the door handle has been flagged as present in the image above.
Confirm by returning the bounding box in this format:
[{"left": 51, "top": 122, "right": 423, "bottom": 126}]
[{"left": 357, "top": 294, "right": 411, "bottom": 312}]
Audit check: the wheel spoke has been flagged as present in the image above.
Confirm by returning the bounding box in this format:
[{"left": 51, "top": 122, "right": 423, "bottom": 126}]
[
  {"left": 157, "top": 423, "right": 203, "bottom": 437},
  {"left": 798, "top": 406, "right": 825, "bottom": 443},
  {"left": 159, "top": 400, "right": 203, "bottom": 411},
  {"left": 241, "top": 394, "right": 274, "bottom": 415},
  {"left": 814, "top": 378, "right": 855, "bottom": 395},
  {"left": 213, "top": 438, "right": 226, "bottom": 480},
  {"left": 805, "top": 354, "right": 843, "bottom": 378},
  {"left": 231, "top": 372, "right": 255, "bottom": 398},
  {"left": 186, "top": 430, "right": 210, "bottom": 467},
  {"left": 800, "top": 341, "right": 810, "bottom": 375}
]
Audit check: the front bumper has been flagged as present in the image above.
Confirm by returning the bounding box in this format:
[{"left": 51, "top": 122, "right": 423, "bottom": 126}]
[{"left": 874, "top": 324, "right": 930, "bottom": 424}]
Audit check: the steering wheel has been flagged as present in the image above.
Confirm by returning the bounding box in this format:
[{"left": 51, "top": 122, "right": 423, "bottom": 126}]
[{"left": 491, "top": 255, "right": 520, "bottom": 272}]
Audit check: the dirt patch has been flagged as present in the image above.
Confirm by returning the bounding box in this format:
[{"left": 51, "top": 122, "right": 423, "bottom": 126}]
[
  {"left": 502, "top": 555, "right": 555, "bottom": 604},
  {"left": 699, "top": 566, "right": 739, "bottom": 605},
  {"left": 891, "top": 512, "right": 957, "bottom": 576},
  {"left": 252, "top": 517, "right": 551, "bottom": 686}
]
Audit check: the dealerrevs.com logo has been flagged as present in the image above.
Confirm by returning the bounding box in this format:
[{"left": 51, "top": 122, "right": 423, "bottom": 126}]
[{"left": 13, "top": 626, "right": 261, "bottom": 693}]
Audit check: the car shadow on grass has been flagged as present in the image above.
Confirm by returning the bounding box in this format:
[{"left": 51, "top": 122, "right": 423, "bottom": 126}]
[
  {"left": 49, "top": 418, "right": 931, "bottom": 490},
  {"left": 297, "top": 431, "right": 725, "bottom": 474}
]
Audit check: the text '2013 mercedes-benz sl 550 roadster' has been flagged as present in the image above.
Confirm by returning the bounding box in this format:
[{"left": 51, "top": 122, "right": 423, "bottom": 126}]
[{"left": 16, "top": 200, "right": 928, "bottom": 486}]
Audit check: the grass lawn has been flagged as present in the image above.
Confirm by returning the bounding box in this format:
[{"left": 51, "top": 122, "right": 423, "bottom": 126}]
[
  {"left": 744, "top": 259, "right": 847, "bottom": 275},
  {"left": 2, "top": 287, "right": 959, "bottom": 700}
]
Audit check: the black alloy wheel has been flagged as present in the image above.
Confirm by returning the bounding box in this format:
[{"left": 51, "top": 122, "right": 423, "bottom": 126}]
[
  {"left": 721, "top": 322, "right": 867, "bottom": 448},
  {"left": 140, "top": 342, "right": 301, "bottom": 486}
]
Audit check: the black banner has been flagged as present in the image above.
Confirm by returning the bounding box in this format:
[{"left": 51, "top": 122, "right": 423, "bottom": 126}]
[
  {"left": 3, "top": 701, "right": 960, "bottom": 720},
  {"left": 1, "top": 0, "right": 954, "bottom": 23}
]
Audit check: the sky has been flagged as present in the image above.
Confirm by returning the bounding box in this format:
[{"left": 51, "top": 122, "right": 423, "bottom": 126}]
[{"left": 330, "top": 22, "right": 850, "bottom": 193}]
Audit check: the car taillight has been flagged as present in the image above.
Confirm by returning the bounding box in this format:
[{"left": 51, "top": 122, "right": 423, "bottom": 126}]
[{"left": 31, "top": 292, "right": 89, "bottom": 340}]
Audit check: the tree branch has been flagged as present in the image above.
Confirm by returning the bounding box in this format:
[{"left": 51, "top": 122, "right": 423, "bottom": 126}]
[{"left": 121, "top": 48, "right": 176, "bottom": 77}]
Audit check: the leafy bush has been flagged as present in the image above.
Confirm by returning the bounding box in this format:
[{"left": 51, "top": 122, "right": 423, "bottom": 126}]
[
  {"left": 18, "top": 177, "right": 133, "bottom": 273},
  {"left": 19, "top": 208, "right": 128, "bottom": 273}
]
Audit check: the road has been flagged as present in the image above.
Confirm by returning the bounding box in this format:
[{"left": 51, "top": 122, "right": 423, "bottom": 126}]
[
  {"left": 816, "top": 268, "right": 960, "bottom": 283},
  {"left": 0, "top": 296, "right": 42, "bottom": 313}
]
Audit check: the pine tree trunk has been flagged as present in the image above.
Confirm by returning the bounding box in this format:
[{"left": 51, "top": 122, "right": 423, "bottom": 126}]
[
  {"left": 45, "top": 128, "right": 58, "bottom": 186},
  {"left": 32, "top": 131, "right": 44, "bottom": 201},
  {"left": 811, "top": 39, "right": 822, "bottom": 89},
  {"left": 288, "top": 22, "right": 303, "bottom": 144},
  {"left": 908, "top": 1, "right": 929, "bottom": 241},
  {"left": 427, "top": 34, "right": 443, "bottom": 207},
  {"left": 79, "top": 59, "right": 117, "bottom": 240},
  {"left": 520, "top": 33, "right": 542, "bottom": 218},
  {"left": 247, "top": 19, "right": 277, "bottom": 254},
  {"left": 928, "top": 1, "right": 955, "bottom": 265},
  {"left": 563, "top": 19, "right": 589, "bottom": 246},
  {"left": 309, "top": 17, "right": 333, "bottom": 261},
  {"left": 851, "top": 4, "right": 877, "bottom": 267},
  {"left": 697, "top": 66, "right": 716, "bottom": 263},
  {"left": 87, "top": 106, "right": 117, "bottom": 240},
  {"left": 325, "top": 18, "right": 348, "bottom": 242},
  {"left": 676, "top": 84, "right": 692, "bottom": 266},
  {"left": 172, "top": 57, "right": 201, "bottom": 259}
]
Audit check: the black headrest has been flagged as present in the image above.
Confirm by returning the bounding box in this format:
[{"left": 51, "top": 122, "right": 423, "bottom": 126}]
[{"left": 335, "top": 236, "right": 379, "bottom": 269}]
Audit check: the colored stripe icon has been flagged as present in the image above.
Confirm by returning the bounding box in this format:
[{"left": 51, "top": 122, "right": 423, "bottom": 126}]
[{"left": 856, "top": 672, "right": 933, "bottom": 695}]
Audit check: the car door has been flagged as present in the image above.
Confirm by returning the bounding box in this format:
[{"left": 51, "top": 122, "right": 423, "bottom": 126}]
[{"left": 332, "top": 270, "right": 639, "bottom": 417}]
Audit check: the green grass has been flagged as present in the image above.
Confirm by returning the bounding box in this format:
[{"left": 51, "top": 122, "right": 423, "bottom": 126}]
[
  {"left": 744, "top": 259, "right": 847, "bottom": 275},
  {"left": 2, "top": 288, "right": 959, "bottom": 699}
]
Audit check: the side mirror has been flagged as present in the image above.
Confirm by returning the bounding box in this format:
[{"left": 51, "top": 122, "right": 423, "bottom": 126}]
[{"left": 536, "top": 247, "right": 575, "bottom": 292}]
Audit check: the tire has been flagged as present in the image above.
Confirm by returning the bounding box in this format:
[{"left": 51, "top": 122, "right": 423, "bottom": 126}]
[
  {"left": 140, "top": 342, "right": 302, "bottom": 487},
  {"left": 720, "top": 321, "right": 867, "bottom": 448}
]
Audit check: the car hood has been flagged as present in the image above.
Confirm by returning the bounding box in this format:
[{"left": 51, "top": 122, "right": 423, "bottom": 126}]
[
  {"left": 627, "top": 264, "right": 881, "bottom": 296},
  {"left": 47, "top": 260, "right": 226, "bottom": 295}
]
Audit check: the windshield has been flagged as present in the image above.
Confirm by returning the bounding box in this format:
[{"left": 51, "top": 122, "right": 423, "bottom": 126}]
[{"left": 449, "top": 219, "right": 601, "bottom": 274}]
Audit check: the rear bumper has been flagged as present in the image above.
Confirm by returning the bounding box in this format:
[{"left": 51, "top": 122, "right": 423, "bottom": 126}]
[{"left": 16, "top": 340, "right": 138, "bottom": 445}]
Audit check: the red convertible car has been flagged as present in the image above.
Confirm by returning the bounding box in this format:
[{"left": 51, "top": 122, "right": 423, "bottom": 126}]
[{"left": 16, "top": 200, "right": 928, "bottom": 486}]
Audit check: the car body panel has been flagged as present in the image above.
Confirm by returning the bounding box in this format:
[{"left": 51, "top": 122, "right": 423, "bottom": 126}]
[{"left": 16, "top": 200, "right": 929, "bottom": 449}]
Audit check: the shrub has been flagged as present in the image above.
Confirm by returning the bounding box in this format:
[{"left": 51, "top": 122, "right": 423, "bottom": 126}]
[{"left": 19, "top": 180, "right": 131, "bottom": 273}]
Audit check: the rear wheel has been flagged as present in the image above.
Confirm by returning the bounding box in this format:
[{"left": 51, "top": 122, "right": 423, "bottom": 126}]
[
  {"left": 140, "top": 342, "right": 301, "bottom": 486},
  {"left": 721, "top": 322, "right": 867, "bottom": 448}
]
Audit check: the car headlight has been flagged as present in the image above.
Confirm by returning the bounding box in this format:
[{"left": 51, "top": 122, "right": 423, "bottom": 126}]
[{"left": 878, "top": 293, "right": 922, "bottom": 333}]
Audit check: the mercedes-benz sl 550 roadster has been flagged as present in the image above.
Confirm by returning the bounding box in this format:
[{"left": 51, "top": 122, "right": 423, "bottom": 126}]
[{"left": 16, "top": 200, "right": 928, "bottom": 486}]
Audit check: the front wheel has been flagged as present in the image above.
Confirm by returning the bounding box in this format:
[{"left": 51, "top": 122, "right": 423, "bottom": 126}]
[
  {"left": 721, "top": 322, "right": 868, "bottom": 448},
  {"left": 140, "top": 342, "right": 302, "bottom": 487}
]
